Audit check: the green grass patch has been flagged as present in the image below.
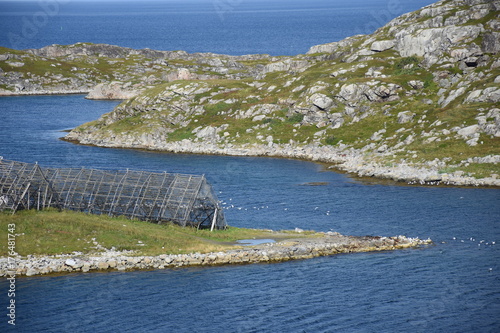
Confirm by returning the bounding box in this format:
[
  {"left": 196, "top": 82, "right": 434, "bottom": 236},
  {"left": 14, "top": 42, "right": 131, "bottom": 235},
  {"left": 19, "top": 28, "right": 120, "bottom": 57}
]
[
  {"left": 454, "top": 163, "right": 500, "bottom": 179},
  {"left": 106, "top": 114, "right": 146, "bottom": 134},
  {"left": 167, "top": 127, "right": 196, "bottom": 141},
  {"left": 324, "top": 135, "right": 337, "bottom": 146},
  {"left": 286, "top": 113, "right": 304, "bottom": 124},
  {"left": 326, "top": 113, "right": 399, "bottom": 147},
  {"left": 393, "top": 56, "right": 421, "bottom": 75},
  {"left": 405, "top": 135, "right": 500, "bottom": 177},
  {"left": 204, "top": 102, "right": 232, "bottom": 115},
  {"left": 0, "top": 209, "right": 309, "bottom": 257}
]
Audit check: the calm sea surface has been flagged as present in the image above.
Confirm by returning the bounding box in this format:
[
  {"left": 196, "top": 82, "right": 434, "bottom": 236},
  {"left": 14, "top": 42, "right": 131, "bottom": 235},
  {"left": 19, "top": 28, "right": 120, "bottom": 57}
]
[
  {"left": 1, "top": 87, "right": 499, "bottom": 333},
  {"left": 1, "top": 0, "right": 435, "bottom": 56},
  {"left": 1, "top": 0, "right": 499, "bottom": 332}
]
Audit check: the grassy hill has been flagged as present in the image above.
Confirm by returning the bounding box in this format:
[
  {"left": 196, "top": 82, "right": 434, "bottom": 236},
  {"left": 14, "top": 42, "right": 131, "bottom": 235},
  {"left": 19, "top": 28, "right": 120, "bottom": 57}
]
[{"left": 1, "top": 0, "right": 499, "bottom": 185}]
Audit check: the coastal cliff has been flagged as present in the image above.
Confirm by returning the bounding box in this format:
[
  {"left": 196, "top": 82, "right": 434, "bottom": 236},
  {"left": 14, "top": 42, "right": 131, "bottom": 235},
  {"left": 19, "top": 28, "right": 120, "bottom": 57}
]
[{"left": 2, "top": 0, "right": 499, "bottom": 186}]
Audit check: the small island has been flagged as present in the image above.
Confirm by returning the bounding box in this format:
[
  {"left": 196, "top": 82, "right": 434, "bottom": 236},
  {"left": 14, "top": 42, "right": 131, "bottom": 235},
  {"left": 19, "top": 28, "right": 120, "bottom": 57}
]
[{"left": 0, "top": 209, "right": 431, "bottom": 277}]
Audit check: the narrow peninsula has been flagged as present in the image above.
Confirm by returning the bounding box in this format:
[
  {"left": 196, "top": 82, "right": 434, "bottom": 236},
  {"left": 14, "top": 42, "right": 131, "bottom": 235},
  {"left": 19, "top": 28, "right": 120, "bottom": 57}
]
[
  {"left": 0, "top": 210, "right": 431, "bottom": 277},
  {"left": 1, "top": 0, "right": 499, "bottom": 186}
]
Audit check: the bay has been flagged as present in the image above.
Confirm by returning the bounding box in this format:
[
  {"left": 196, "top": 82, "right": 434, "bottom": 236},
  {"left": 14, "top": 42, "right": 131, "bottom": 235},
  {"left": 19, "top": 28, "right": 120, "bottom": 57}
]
[
  {"left": 0, "top": 0, "right": 499, "bottom": 331},
  {"left": 0, "top": 92, "right": 499, "bottom": 333}
]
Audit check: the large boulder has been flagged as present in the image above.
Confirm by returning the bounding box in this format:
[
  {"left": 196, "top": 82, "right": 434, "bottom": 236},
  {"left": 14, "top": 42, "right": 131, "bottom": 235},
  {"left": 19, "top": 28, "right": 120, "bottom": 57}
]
[
  {"left": 371, "top": 40, "right": 395, "bottom": 52},
  {"left": 309, "top": 93, "right": 334, "bottom": 110}
]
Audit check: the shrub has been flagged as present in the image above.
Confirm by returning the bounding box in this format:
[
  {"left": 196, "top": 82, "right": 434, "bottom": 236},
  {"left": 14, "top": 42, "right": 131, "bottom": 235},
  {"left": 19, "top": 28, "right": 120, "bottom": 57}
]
[
  {"left": 394, "top": 56, "right": 420, "bottom": 75},
  {"left": 325, "top": 135, "right": 337, "bottom": 145},
  {"left": 286, "top": 113, "right": 304, "bottom": 123}
]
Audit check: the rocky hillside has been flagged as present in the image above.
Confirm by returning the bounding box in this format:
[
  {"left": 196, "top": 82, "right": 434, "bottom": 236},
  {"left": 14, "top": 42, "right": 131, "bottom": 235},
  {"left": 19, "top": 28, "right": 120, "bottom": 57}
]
[
  {"left": 0, "top": 42, "right": 271, "bottom": 97},
  {"left": 4, "top": 0, "right": 500, "bottom": 186}
]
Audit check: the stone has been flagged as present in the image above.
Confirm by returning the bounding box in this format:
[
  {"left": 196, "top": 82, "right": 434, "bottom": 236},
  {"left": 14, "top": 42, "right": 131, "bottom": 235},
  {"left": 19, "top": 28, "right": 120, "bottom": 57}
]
[
  {"left": 395, "top": 25, "right": 483, "bottom": 65},
  {"left": 309, "top": 93, "right": 334, "bottom": 110},
  {"left": 196, "top": 126, "right": 218, "bottom": 140},
  {"left": 97, "top": 262, "right": 109, "bottom": 270},
  {"left": 6, "top": 61, "right": 25, "bottom": 67},
  {"left": 252, "top": 115, "right": 266, "bottom": 122},
  {"left": 263, "top": 59, "right": 309, "bottom": 73},
  {"left": 377, "top": 144, "right": 388, "bottom": 153},
  {"left": 371, "top": 129, "right": 386, "bottom": 141},
  {"left": 397, "top": 111, "right": 415, "bottom": 124},
  {"left": 365, "top": 67, "right": 383, "bottom": 78},
  {"left": 408, "top": 80, "right": 424, "bottom": 90},
  {"left": 65, "top": 259, "right": 76, "bottom": 267},
  {"left": 440, "top": 87, "right": 466, "bottom": 107},
  {"left": 371, "top": 40, "right": 395, "bottom": 52},
  {"left": 482, "top": 32, "right": 500, "bottom": 54},
  {"left": 458, "top": 125, "right": 480, "bottom": 137},
  {"left": 86, "top": 82, "right": 139, "bottom": 100},
  {"left": 484, "top": 88, "right": 500, "bottom": 103},
  {"left": 425, "top": 175, "right": 442, "bottom": 182},
  {"left": 465, "top": 89, "right": 483, "bottom": 103},
  {"left": 404, "top": 135, "right": 415, "bottom": 145},
  {"left": 466, "top": 137, "right": 479, "bottom": 146}
]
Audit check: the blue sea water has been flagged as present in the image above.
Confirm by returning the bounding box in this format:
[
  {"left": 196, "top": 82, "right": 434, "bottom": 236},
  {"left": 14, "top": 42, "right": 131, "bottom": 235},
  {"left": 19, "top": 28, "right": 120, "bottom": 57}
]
[
  {"left": 1, "top": 0, "right": 435, "bottom": 56},
  {"left": 0, "top": 92, "right": 499, "bottom": 333},
  {"left": 0, "top": 0, "right": 499, "bottom": 332}
]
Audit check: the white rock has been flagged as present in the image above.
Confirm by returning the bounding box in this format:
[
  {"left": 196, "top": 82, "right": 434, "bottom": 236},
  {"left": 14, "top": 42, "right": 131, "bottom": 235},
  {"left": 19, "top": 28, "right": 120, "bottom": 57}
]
[
  {"left": 309, "top": 93, "right": 334, "bottom": 110},
  {"left": 440, "top": 87, "right": 466, "bottom": 107},
  {"left": 377, "top": 145, "right": 388, "bottom": 153},
  {"left": 371, "top": 40, "right": 395, "bottom": 52},
  {"left": 458, "top": 125, "right": 479, "bottom": 138},
  {"left": 397, "top": 111, "right": 415, "bottom": 124},
  {"left": 65, "top": 259, "right": 76, "bottom": 267},
  {"left": 196, "top": 126, "right": 218, "bottom": 139},
  {"left": 252, "top": 115, "right": 266, "bottom": 122}
]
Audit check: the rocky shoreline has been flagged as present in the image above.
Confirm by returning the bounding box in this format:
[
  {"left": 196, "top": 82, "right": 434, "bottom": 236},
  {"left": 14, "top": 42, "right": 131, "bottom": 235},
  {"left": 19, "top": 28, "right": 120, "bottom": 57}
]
[
  {"left": 0, "top": 89, "right": 91, "bottom": 96},
  {"left": 2, "top": 0, "right": 499, "bottom": 187},
  {"left": 64, "top": 135, "right": 500, "bottom": 187},
  {"left": 0, "top": 233, "right": 431, "bottom": 277}
]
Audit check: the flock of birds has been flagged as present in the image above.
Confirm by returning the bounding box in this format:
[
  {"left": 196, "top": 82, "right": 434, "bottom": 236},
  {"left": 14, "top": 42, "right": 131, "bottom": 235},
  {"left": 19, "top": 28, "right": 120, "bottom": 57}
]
[
  {"left": 451, "top": 237, "right": 496, "bottom": 247},
  {"left": 219, "top": 197, "right": 332, "bottom": 215},
  {"left": 217, "top": 192, "right": 497, "bottom": 274}
]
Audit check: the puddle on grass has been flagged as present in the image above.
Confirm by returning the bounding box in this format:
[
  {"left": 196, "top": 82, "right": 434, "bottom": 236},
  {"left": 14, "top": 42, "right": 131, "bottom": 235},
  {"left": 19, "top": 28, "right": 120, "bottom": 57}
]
[{"left": 236, "top": 239, "right": 276, "bottom": 246}]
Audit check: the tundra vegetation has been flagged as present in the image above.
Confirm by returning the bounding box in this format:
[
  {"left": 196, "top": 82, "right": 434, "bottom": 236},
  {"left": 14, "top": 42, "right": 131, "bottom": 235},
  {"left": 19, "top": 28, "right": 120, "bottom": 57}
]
[{"left": 1, "top": 0, "right": 499, "bottom": 186}]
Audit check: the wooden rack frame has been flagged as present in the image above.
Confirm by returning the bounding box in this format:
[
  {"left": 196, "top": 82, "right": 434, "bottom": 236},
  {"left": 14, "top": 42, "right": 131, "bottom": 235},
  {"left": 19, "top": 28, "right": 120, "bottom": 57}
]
[{"left": 0, "top": 158, "right": 226, "bottom": 230}]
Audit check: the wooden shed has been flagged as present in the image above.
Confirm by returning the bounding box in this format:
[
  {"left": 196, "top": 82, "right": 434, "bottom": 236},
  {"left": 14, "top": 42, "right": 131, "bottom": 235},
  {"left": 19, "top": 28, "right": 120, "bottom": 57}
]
[{"left": 0, "top": 158, "right": 226, "bottom": 230}]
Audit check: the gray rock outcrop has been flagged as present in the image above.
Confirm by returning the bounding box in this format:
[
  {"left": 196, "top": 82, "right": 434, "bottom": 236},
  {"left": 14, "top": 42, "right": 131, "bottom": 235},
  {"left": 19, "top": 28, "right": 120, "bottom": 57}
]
[{"left": 2, "top": 0, "right": 499, "bottom": 187}]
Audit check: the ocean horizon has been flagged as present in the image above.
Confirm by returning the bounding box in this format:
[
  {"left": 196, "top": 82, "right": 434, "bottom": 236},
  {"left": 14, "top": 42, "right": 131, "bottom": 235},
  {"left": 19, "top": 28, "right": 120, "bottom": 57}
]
[{"left": 0, "top": 0, "right": 436, "bottom": 56}]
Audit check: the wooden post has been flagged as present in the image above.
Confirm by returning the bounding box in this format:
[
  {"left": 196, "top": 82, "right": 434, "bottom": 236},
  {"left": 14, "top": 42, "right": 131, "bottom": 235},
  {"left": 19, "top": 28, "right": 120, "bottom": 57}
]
[{"left": 210, "top": 208, "right": 218, "bottom": 232}]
